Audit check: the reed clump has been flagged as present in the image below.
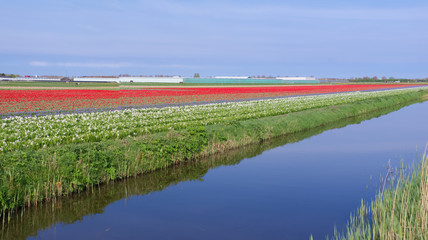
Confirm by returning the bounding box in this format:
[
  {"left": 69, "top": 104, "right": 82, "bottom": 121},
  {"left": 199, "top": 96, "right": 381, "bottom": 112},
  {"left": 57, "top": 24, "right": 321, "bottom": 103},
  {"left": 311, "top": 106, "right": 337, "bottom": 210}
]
[{"left": 330, "top": 152, "right": 428, "bottom": 240}]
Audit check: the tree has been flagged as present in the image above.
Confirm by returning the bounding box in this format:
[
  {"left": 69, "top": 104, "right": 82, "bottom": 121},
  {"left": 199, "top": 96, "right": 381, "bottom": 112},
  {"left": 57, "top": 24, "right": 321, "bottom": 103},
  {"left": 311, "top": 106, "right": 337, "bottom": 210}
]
[{"left": 194, "top": 73, "right": 200, "bottom": 78}]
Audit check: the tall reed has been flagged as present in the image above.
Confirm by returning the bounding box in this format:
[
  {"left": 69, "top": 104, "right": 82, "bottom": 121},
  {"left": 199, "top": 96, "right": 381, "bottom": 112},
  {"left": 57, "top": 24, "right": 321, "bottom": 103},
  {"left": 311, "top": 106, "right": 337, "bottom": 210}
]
[{"left": 330, "top": 152, "right": 428, "bottom": 240}]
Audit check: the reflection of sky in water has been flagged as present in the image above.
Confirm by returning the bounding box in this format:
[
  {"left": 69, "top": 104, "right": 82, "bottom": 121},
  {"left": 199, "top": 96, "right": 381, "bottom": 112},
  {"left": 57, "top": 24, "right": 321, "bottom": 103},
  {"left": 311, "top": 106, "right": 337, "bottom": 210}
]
[{"left": 31, "top": 101, "right": 428, "bottom": 240}]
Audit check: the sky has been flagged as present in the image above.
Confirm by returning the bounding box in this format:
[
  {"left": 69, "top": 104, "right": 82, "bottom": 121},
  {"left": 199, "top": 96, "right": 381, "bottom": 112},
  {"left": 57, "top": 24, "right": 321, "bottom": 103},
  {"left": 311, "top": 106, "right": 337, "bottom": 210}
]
[{"left": 1, "top": 0, "right": 427, "bottom": 78}]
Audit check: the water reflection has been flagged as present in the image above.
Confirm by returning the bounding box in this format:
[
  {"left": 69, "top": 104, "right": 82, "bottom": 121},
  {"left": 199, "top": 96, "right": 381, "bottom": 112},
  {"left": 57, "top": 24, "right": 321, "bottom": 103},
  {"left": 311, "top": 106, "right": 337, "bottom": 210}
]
[{"left": 0, "top": 101, "right": 424, "bottom": 240}]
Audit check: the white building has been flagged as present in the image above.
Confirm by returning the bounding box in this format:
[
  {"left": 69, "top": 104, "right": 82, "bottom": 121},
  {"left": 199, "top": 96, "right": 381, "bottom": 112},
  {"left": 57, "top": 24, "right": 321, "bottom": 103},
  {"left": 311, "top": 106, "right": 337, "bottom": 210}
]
[
  {"left": 214, "top": 76, "right": 250, "bottom": 79},
  {"left": 276, "top": 77, "right": 316, "bottom": 81},
  {"left": 0, "top": 77, "right": 63, "bottom": 81},
  {"left": 73, "top": 77, "right": 119, "bottom": 83},
  {"left": 119, "top": 76, "right": 183, "bottom": 83},
  {"left": 73, "top": 76, "right": 183, "bottom": 83}
]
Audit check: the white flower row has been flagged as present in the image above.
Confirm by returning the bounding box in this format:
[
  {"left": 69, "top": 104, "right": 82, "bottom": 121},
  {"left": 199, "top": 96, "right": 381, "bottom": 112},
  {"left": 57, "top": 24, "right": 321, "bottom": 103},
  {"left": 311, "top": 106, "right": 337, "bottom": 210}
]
[{"left": 0, "top": 87, "right": 426, "bottom": 153}]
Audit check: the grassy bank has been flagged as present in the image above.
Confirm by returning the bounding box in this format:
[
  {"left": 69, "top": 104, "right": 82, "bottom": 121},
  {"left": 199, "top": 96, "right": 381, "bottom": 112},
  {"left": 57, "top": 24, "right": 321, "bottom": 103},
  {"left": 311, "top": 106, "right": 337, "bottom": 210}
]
[
  {"left": 0, "top": 89, "right": 427, "bottom": 215},
  {"left": 327, "top": 153, "right": 428, "bottom": 240}
]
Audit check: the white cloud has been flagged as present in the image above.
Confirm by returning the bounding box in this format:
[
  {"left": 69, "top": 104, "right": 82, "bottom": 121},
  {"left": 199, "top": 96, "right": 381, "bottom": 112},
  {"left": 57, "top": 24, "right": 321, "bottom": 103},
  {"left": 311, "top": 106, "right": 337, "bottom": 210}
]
[
  {"left": 134, "top": 0, "right": 428, "bottom": 21},
  {"left": 29, "top": 61, "right": 201, "bottom": 69},
  {"left": 56, "top": 62, "right": 133, "bottom": 68},
  {"left": 29, "top": 61, "right": 51, "bottom": 67},
  {"left": 30, "top": 61, "right": 132, "bottom": 68}
]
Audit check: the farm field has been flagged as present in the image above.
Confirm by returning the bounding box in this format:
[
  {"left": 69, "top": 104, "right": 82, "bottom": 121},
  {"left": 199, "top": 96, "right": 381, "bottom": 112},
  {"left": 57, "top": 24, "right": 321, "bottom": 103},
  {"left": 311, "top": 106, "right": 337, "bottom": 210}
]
[
  {"left": 0, "top": 84, "right": 421, "bottom": 115},
  {"left": 1, "top": 84, "right": 427, "bottom": 239},
  {"left": 1, "top": 86, "right": 427, "bottom": 153},
  {"left": 1, "top": 88, "right": 427, "bottom": 240}
]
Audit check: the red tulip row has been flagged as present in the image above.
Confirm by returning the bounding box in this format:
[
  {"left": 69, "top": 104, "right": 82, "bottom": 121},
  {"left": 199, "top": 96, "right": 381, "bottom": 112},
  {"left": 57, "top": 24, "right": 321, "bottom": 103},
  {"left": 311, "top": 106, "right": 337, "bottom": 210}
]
[{"left": 0, "top": 84, "right": 418, "bottom": 114}]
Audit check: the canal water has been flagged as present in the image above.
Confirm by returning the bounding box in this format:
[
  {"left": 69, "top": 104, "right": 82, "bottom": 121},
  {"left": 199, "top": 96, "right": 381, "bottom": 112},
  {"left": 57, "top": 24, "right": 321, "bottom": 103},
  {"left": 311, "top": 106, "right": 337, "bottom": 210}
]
[{"left": 3, "top": 101, "right": 428, "bottom": 240}]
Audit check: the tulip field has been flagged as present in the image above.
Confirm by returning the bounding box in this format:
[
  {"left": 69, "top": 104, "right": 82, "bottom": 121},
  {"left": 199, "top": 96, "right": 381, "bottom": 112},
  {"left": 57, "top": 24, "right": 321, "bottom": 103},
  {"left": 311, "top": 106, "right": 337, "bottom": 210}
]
[
  {"left": 1, "top": 85, "right": 426, "bottom": 153},
  {"left": 0, "top": 84, "right": 419, "bottom": 115},
  {"left": 0, "top": 83, "right": 427, "bottom": 218}
]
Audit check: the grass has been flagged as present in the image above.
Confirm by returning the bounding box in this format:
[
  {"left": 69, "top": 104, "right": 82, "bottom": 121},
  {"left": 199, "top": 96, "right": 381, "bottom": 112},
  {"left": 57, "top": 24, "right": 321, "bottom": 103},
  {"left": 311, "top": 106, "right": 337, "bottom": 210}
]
[
  {"left": 1, "top": 81, "right": 425, "bottom": 89},
  {"left": 327, "top": 152, "right": 428, "bottom": 240},
  {"left": 1, "top": 81, "right": 311, "bottom": 88},
  {"left": 0, "top": 89, "right": 427, "bottom": 216},
  {"left": 1, "top": 80, "right": 426, "bottom": 88}
]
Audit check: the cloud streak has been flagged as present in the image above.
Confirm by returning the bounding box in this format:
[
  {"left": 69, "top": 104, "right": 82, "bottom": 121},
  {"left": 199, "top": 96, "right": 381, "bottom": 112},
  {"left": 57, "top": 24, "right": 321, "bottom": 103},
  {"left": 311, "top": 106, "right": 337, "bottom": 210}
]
[
  {"left": 135, "top": 0, "right": 428, "bottom": 21},
  {"left": 30, "top": 61, "right": 131, "bottom": 68},
  {"left": 29, "top": 61, "right": 201, "bottom": 69}
]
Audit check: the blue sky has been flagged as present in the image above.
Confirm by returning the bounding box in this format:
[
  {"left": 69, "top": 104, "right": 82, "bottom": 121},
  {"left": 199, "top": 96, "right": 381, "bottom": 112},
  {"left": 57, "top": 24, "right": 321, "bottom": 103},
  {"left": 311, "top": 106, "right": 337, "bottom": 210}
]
[{"left": 1, "top": 0, "right": 427, "bottom": 78}]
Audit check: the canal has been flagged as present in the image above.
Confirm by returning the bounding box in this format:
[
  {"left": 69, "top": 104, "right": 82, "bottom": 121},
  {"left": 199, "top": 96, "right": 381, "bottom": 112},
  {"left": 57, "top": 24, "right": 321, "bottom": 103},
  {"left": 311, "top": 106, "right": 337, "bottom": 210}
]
[{"left": 2, "top": 100, "right": 428, "bottom": 240}]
